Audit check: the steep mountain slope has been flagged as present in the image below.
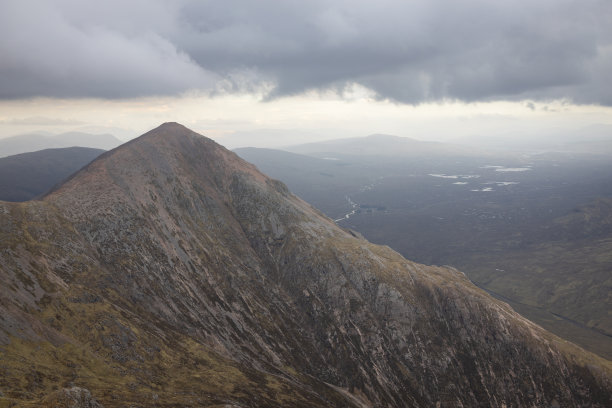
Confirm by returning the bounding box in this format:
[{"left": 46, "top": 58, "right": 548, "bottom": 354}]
[
  {"left": 0, "top": 147, "right": 104, "bottom": 201},
  {"left": 1, "top": 123, "right": 610, "bottom": 407}
]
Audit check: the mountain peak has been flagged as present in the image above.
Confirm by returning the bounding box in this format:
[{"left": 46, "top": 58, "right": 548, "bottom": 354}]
[
  {"left": 156, "top": 121, "right": 185, "bottom": 130},
  {"left": 116, "top": 121, "right": 213, "bottom": 151},
  {"left": 45, "top": 122, "right": 269, "bottom": 203},
  {"left": 137, "top": 121, "right": 197, "bottom": 142}
]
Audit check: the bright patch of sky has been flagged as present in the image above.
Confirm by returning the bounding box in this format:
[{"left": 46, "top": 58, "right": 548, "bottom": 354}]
[{"left": 1, "top": 94, "right": 611, "bottom": 149}]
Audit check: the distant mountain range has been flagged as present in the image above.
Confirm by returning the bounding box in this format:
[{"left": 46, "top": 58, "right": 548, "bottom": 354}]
[
  {"left": 0, "top": 147, "right": 105, "bottom": 201},
  {"left": 1, "top": 123, "right": 609, "bottom": 407},
  {"left": 0, "top": 131, "right": 121, "bottom": 157},
  {"left": 285, "top": 133, "right": 493, "bottom": 158}
]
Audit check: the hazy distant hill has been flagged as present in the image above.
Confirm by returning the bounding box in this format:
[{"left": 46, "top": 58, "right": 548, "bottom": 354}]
[
  {"left": 286, "top": 133, "right": 493, "bottom": 158},
  {"left": 0, "top": 147, "right": 104, "bottom": 201},
  {"left": 0, "top": 131, "right": 121, "bottom": 157}
]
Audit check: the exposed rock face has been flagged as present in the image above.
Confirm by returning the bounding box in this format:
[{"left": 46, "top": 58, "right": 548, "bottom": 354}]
[
  {"left": 0, "top": 123, "right": 610, "bottom": 407},
  {"left": 41, "top": 387, "right": 103, "bottom": 408}
]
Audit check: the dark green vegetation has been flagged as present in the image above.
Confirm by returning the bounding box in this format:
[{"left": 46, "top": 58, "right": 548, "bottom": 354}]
[
  {"left": 236, "top": 138, "right": 612, "bottom": 360},
  {"left": 0, "top": 147, "right": 104, "bottom": 201},
  {"left": 1, "top": 123, "right": 610, "bottom": 407}
]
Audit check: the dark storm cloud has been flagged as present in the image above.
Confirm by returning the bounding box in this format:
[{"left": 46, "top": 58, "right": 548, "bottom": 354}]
[{"left": 1, "top": 0, "right": 611, "bottom": 104}]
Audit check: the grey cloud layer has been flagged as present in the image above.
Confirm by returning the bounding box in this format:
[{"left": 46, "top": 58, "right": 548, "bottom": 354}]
[{"left": 1, "top": 0, "right": 611, "bottom": 104}]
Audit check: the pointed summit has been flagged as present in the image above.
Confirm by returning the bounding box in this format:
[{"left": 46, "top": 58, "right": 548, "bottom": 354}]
[
  {"left": 48, "top": 121, "right": 259, "bottom": 189},
  {"left": 117, "top": 121, "right": 218, "bottom": 151},
  {"left": 45, "top": 122, "right": 275, "bottom": 216}
]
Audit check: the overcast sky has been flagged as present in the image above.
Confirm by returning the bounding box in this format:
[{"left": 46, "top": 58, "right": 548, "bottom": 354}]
[{"left": 1, "top": 0, "right": 611, "bottom": 147}]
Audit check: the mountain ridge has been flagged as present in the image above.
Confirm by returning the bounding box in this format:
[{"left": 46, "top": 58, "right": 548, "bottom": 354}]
[{"left": 1, "top": 123, "right": 610, "bottom": 407}]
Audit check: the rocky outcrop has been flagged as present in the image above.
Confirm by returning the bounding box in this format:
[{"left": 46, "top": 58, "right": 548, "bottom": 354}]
[
  {"left": 0, "top": 123, "right": 610, "bottom": 407},
  {"left": 41, "top": 387, "right": 103, "bottom": 408}
]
